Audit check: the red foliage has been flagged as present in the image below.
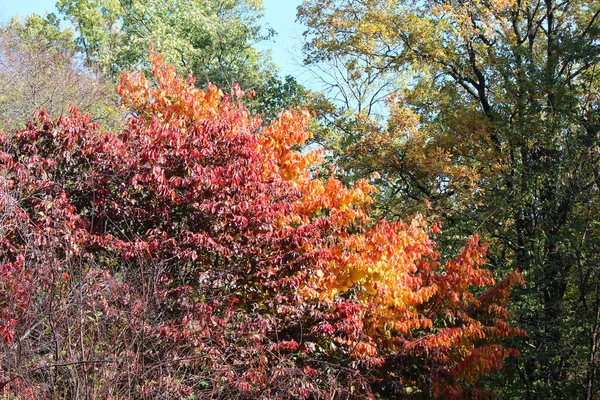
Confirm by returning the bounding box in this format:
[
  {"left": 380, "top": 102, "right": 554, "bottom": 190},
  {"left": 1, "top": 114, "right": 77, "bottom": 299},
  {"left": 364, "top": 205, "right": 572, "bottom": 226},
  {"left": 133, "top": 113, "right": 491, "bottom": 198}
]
[{"left": 0, "top": 53, "right": 524, "bottom": 399}]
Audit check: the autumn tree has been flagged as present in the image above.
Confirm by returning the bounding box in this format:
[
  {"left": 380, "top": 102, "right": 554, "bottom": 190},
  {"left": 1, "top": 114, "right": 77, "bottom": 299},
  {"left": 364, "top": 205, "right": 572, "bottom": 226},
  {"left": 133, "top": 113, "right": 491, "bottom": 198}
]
[
  {"left": 299, "top": 0, "right": 600, "bottom": 397},
  {"left": 0, "top": 51, "right": 523, "bottom": 398}
]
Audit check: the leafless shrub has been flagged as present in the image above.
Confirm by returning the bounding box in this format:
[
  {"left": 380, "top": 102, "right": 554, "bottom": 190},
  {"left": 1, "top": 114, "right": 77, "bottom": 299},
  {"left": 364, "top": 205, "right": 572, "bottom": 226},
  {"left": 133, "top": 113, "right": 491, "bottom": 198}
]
[{"left": 0, "top": 16, "right": 121, "bottom": 132}]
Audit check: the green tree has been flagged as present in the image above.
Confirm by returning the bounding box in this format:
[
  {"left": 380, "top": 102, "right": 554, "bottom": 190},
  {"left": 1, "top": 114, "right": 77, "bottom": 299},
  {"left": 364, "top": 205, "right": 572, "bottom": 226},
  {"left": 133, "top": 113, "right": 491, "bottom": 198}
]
[
  {"left": 299, "top": 0, "right": 600, "bottom": 398},
  {"left": 57, "top": 0, "right": 275, "bottom": 91},
  {"left": 246, "top": 74, "right": 309, "bottom": 122}
]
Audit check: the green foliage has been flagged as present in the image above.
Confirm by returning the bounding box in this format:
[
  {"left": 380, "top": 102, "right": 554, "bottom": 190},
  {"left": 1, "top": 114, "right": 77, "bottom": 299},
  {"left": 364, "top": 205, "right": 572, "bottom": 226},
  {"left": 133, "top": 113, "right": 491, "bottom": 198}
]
[
  {"left": 247, "top": 75, "right": 308, "bottom": 122},
  {"left": 12, "top": 13, "right": 73, "bottom": 48},
  {"left": 57, "top": 0, "right": 275, "bottom": 91}
]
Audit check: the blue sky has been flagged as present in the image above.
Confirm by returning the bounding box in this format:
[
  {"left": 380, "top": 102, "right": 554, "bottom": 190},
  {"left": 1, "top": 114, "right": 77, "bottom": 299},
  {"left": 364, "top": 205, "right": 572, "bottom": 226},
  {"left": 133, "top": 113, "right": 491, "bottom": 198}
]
[
  {"left": 0, "top": 0, "right": 57, "bottom": 21},
  {"left": 0, "top": 0, "right": 306, "bottom": 78},
  {"left": 261, "top": 0, "right": 307, "bottom": 77}
]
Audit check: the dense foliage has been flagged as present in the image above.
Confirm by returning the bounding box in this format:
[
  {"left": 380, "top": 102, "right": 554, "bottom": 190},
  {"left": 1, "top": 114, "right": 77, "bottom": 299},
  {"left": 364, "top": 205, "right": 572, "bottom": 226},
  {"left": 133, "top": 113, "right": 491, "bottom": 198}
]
[
  {"left": 57, "top": 0, "right": 273, "bottom": 90},
  {"left": 51, "top": 0, "right": 311, "bottom": 123},
  {"left": 0, "top": 52, "right": 523, "bottom": 398},
  {"left": 299, "top": 0, "right": 600, "bottom": 398}
]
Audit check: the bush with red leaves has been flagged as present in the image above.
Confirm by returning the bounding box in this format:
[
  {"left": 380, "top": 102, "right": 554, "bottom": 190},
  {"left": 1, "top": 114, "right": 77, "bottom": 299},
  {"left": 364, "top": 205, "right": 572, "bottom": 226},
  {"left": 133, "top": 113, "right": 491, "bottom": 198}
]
[{"left": 0, "top": 53, "right": 524, "bottom": 399}]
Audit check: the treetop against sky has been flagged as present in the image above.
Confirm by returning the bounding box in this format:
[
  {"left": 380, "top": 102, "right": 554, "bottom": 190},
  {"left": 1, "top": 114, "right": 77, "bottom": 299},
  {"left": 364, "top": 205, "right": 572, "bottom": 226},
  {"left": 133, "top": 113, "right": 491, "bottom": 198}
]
[{"left": 0, "top": 0, "right": 305, "bottom": 79}]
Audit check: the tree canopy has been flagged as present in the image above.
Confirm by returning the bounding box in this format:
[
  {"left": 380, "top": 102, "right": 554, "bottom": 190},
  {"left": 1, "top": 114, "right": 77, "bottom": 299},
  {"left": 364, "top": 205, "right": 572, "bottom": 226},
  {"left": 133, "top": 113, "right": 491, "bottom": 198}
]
[
  {"left": 299, "top": 0, "right": 600, "bottom": 397},
  {"left": 57, "top": 0, "right": 275, "bottom": 91}
]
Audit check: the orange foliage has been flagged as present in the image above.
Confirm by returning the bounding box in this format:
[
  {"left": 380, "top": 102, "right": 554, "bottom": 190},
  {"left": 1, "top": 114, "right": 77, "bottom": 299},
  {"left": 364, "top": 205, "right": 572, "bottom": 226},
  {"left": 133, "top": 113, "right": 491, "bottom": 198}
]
[{"left": 113, "top": 51, "right": 526, "bottom": 398}]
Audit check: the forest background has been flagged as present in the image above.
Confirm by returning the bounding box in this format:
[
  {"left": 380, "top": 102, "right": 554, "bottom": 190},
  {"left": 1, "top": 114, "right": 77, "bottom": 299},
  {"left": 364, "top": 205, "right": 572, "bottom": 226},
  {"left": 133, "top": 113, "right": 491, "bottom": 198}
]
[{"left": 0, "top": 0, "right": 599, "bottom": 399}]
